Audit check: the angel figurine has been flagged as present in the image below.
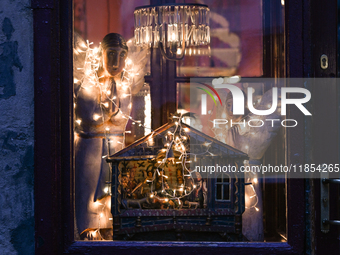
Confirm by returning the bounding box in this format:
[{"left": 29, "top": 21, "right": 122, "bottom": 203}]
[{"left": 73, "top": 33, "right": 149, "bottom": 236}]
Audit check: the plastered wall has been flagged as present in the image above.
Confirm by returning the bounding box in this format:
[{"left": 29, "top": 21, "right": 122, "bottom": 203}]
[{"left": 0, "top": 0, "right": 34, "bottom": 254}]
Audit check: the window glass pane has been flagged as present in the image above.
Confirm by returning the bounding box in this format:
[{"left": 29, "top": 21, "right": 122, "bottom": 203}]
[
  {"left": 216, "top": 184, "right": 222, "bottom": 199},
  {"left": 73, "top": 0, "right": 286, "bottom": 243},
  {"left": 223, "top": 184, "right": 230, "bottom": 200}
]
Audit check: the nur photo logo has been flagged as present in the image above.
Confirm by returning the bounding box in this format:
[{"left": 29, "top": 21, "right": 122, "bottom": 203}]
[{"left": 196, "top": 77, "right": 312, "bottom": 128}]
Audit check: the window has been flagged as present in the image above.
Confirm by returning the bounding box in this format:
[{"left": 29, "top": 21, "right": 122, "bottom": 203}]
[
  {"left": 215, "top": 173, "right": 230, "bottom": 201},
  {"left": 33, "top": 0, "right": 312, "bottom": 253},
  {"left": 72, "top": 0, "right": 287, "bottom": 242}
]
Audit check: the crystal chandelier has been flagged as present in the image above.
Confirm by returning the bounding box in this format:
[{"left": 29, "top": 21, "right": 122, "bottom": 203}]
[{"left": 134, "top": 3, "right": 210, "bottom": 61}]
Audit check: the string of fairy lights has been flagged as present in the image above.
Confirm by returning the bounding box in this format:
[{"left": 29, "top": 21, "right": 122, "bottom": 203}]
[
  {"left": 74, "top": 40, "right": 259, "bottom": 239},
  {"left": 148, "top": 116, "right": 217, "bottom": 207}
]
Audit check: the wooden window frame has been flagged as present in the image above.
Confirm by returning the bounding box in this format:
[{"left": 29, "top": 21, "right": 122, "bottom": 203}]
[
  {"left": 215, "top": 173, "right": 231, "bottom": 201},
  {"left": 33, "top": 0, "right": 311, "bottom": 254}
]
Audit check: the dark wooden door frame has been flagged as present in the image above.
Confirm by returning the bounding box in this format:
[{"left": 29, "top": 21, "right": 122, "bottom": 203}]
[
  {"left": 310, "top": 0, "right": 340, "bottom": 254},
  {"left": 33, "top": 0, "right": 307, "bottom": 254}
]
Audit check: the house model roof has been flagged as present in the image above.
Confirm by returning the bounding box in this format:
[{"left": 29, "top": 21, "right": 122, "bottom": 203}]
[{"left": 107, "top": 121, "right": 248, "bottom": 162}]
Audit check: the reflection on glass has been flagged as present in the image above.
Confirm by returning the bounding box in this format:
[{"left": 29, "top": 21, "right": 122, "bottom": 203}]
[
  {"left": 187, "top": 77, "right": 286, "bottom": 242},
  {"left": 176, "top": 0, "right": 263, "bottom": 77}
]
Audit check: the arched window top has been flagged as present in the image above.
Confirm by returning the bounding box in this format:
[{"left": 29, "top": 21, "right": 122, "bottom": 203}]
[{"left": 216, "top": 173, "right": 230, "bottom": 184}]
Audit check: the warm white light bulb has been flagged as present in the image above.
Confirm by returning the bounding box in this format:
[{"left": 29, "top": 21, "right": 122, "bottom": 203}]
[
  {"left": 172, "top": 33, "right": 175, "bottom": 41},
  {"left": 93, "top": 114, "right": 101, "bottom": 121},
  {"left": 94, "top": 201, "right": 102, "bottom": 207},
  {"left": 126, "top": 58, "right": 132, "bottom": 65}
]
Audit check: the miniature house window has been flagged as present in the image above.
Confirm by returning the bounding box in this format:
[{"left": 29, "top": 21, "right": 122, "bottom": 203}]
[
  {"left": 215, "top": 173, "right": 230, "bottom": 201},
  {"left": 73, "top": 0, "right": 287, "bottom": 243}
]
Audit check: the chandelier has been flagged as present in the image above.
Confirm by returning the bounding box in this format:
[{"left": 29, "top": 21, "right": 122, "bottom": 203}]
[{"left": 134, "top": 3, "right": 210, "bottom": 61}]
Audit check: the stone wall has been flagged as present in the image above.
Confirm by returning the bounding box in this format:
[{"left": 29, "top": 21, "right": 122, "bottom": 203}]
[{"left": 0, "top": 0, "right": 34, "bottom": 254}]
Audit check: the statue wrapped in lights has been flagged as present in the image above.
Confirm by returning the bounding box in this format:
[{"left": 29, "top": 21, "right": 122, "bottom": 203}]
[{"left": 73, "top": 33, "right": 149, "bottom": 237}]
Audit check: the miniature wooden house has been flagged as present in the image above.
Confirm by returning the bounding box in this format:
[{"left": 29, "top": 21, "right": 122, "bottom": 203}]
[{"left": 107, "top": 121, "right": 248, "bottom": 241}]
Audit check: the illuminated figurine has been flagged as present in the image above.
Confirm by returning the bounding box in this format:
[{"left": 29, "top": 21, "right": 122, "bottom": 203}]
[
  {"left": 192, "top": 172, "right": 204, "bottom": 208},
  {"left": 140, "top": 170, "right": 154, "bottom": 195},
  {"left": 74, "top": 33, "right": 149, "bottom": 236}
]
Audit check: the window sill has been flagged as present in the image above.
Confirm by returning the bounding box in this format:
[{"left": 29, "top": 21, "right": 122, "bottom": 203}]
[{"left": 65, "top": 241, "right": 294, "bottom": 254}]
